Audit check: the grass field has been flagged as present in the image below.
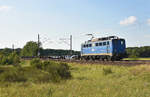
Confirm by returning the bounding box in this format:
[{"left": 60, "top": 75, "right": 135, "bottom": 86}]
[
  {"left": 123, "top": 57, "right": 150, "bottom": 60},
  {"left": 1, "top": 63, "right": 150, "bottom": 97}
]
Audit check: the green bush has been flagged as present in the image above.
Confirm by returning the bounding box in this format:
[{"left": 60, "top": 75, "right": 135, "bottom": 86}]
[
  {"left": 103, "top": 67, "right": 113, "bottom": 75},
  {"left": 57, "top": 62, "right": 71, "bottom": 79},
  {"left": 0, "top": 52, "right": 20, "bottom": 65},
  {"left": 0, "top": 67, "right": 27, "bottom": 82},
  {"left": 31, "top": 59, "right": 71, "bottom": 81},
  {"left": 42, "top": 61, "right": 71, "bottom": 82},
  {"left": 0, "top": 60, "right": 71, "bottom": 83},
  {"left": 42, "top": 61, "right": 51, "bottom": 69},
  {"left": 0, "top": 66, "right": 48, "bottom": 83},
  {"left": 0, "top": 56, "right": 9, "bottom": 65},
  {"left": 30, "top": 58, "right": 42, "bottom": 69},
  {"left": 8, "top": 52, "right": 20, "bottom": 65}
]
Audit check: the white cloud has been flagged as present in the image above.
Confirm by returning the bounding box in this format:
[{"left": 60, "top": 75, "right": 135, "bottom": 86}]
[
  {"left": 0, "top": 5, "right": 12, "bottom": 12},
  {"left": 147, "top": 19, "right": 150, "bottom": 25},
  {"left": 120, "top": 16, "right": 137, "bottom": 25}
]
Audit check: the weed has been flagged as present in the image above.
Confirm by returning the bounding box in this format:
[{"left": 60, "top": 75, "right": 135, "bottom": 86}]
[
  {"left": 103, "top": 67, "right": 113, "bottom": 75},
  {"left": 30, "top": 58, "right": 42, "bottom": 69}
]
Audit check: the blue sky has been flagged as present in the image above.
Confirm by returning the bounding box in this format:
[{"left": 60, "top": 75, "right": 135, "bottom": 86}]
[{"left": 0, "top": 0, "right": 150, "bottom": 50}]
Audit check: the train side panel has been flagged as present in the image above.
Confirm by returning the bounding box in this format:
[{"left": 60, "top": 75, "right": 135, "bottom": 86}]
[{"left": 81, "top": 40, "right": 113, "bottom": 56}]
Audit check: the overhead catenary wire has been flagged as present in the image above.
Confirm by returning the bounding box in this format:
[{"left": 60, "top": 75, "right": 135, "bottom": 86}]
[{"left": 39, "top": 34, "right": 73, "bottom": 55}]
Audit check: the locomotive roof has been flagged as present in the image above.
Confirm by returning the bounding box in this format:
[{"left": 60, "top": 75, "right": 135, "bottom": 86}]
[{"left": 83, "top": 36, "right": 123, "bottom": 44}]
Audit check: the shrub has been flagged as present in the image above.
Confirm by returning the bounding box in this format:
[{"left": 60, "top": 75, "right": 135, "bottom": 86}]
[
  {"left": 8, "top": 52, "right": 20, "bottom": 65},
  {"left": 0, "top": 60, "right": 71, "bottom": 83},
  {"left": 30, "top": 58, "right": 42, "bottom": 69},
  {"left": 0, "top": 56, "right": 9, "bottom": 65},
  {"left": 30, "top": 60, "right": 71, "bottom": 82},
  {"left": 0, "top": 52, "right": 20, "bottom": 65},
  {"left": 30, "top": 59, "right": 71, "bottom": 82},
  {"left": 42, "top": 61, "right": 51, "bottom": 70},
  {"left": 57, "top": 62, "right": 71, "bottom": 79},
  {"left": 0, "top": 67, "right": 27, "bottom": 82},
  {"left": 42, "top": 61, "right": 71, "bottom": 82},
  {"left": 103, "top": 67, "right": 113, "bottom": 75}
]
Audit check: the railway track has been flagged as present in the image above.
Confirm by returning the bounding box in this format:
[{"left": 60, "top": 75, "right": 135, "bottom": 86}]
[
  {"left": 53, "top": 59, "right": 150, "bottom": 66},
  {"left": 22, "top": 57, "right": 150, "bottom": 66}
]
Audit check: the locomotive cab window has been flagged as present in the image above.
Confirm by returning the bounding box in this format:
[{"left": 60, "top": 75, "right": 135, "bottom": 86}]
[
  {"left": 86, "top": 44, "right": 88, "bottom": 47},
  {"left": 103, "top": 42, "right": 106, "bottom": 46},
  {"left": 121, "top": 40, "right": 124, "bottom": 45},
  {"left": 89, "top": 44, "right": 92, "bottom": 47},
  {"left": 95, "top": 43, "right": 99, "bottom": 46},
  {"left": 87, "top": 44, "right": 89, "bottom": 47},
  {"left": 99, "top": 42, "right": 102, "bottom": 46},
  {"left": 83, "top": 45, "right": 86, "bottom": 48},
  {"left": 107, "top": 41, "right": 109, "bottom": 45}
]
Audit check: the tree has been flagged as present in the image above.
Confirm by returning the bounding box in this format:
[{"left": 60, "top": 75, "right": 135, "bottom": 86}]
[
  {"left": 0, "top": 48, "right": 12, "bottom": 56},
  {"left": 21, "top": 41, "right": 42, "bottom": 57},
  {"left": 126, "top": 46, "right": 150, "bottom": 58},
  {"left": 0, "top": 51, "right": 20, "bottom": 65},
  {"left": 8, "top": 52, "right": 20, "bottom": 65}
]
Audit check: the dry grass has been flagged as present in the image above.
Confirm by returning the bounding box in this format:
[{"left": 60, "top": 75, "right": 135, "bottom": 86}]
[
  {"left": 123, "top": 58, "right": 150, "bottom": 60},
  {"left": 1, "top": 63, "right": 150, "bottom": 97}
]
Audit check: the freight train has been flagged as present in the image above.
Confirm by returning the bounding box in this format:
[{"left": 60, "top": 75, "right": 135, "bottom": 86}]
[{"left": 81, "top": 36, "right": 126, "bottom": 61}]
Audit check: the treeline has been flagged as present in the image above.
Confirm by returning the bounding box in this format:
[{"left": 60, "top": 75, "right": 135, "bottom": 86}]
[
  {"left": 1, "top": 41, "right": 150, "bottom": 58},
  {"left": 0, "top": 41, "right": 80, "bottom": 57},
  {"left": 126, "top": 46, "right": 150, "bottom": 58},
  {"left": 0, "top": 48, "right": 80, "bottom": 57},
  {"left": 41, "top": 49, "right": 80, "bottom": 56}
]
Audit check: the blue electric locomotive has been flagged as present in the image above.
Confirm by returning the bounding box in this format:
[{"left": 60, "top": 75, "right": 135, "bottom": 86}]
[{"left": 81, "top": 36, "right": 126, "bottom": 61}]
